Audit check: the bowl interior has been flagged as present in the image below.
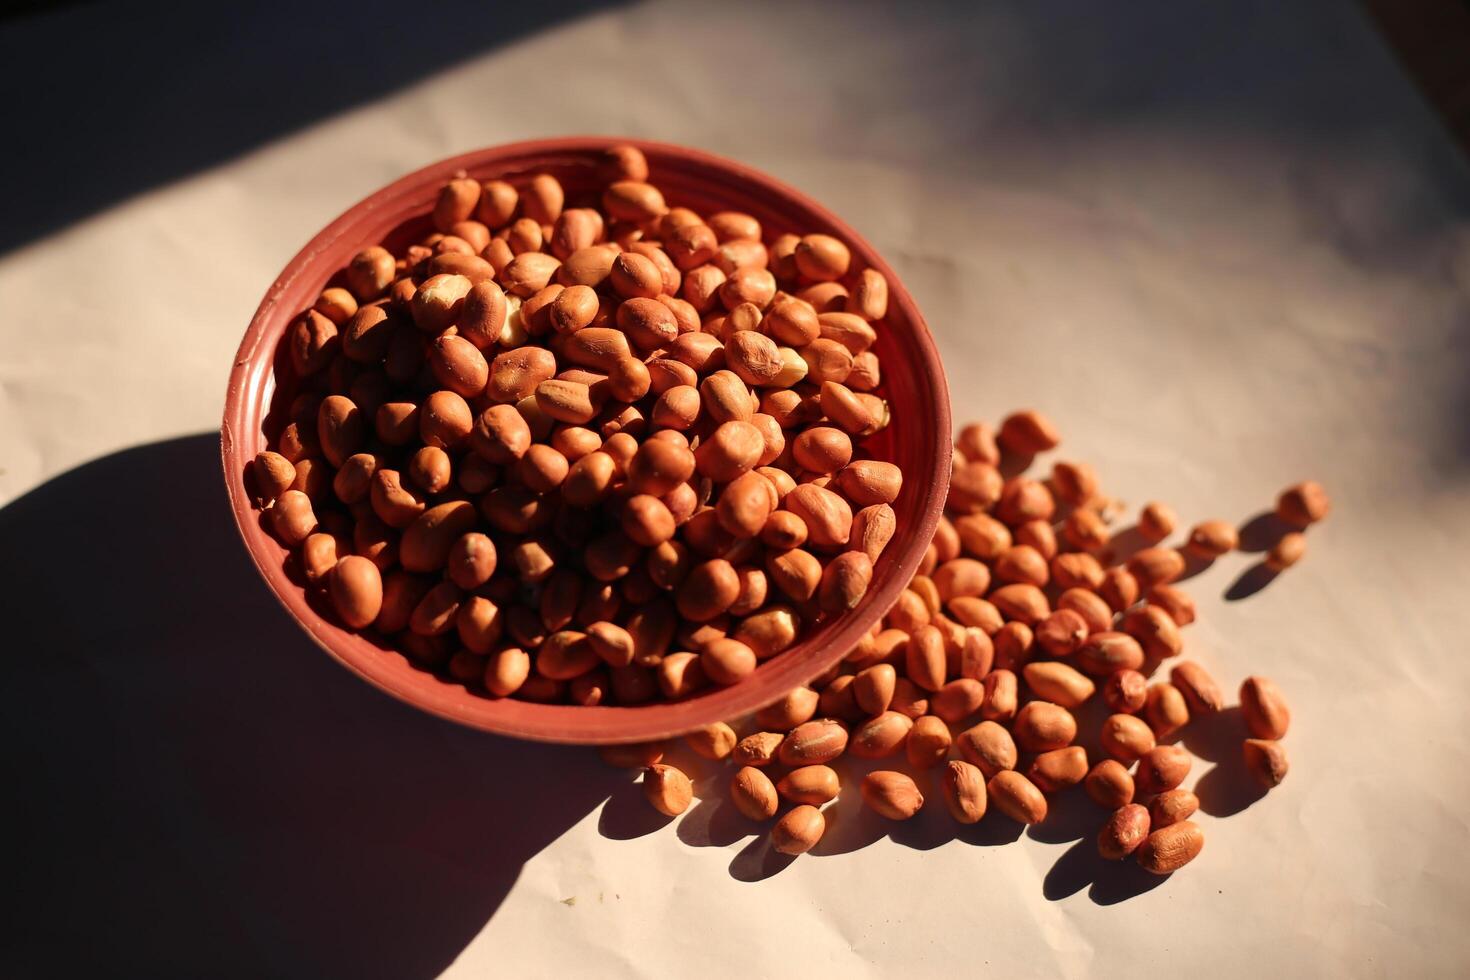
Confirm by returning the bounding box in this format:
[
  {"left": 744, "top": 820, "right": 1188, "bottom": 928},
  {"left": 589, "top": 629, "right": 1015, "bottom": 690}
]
[{"left": 223, "top": 137, "right": 951, "bottom": 743}]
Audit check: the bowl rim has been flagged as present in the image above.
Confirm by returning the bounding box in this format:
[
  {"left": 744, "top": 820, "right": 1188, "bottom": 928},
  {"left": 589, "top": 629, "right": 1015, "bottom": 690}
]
[{"left": 221, "top": 136, "right": 951, "bottom": 743}]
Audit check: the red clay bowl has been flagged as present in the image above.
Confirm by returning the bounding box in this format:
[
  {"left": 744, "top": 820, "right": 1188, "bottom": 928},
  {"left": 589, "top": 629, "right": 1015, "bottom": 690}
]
[{"left": 222, "top": 137, "right": 951, "bottom": 744}]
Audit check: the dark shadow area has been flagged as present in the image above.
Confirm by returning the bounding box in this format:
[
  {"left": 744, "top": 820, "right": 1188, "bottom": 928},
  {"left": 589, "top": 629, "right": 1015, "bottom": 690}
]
[
  {"left": 1099, "top": 525, "right": 1152, "bottom": 567},
  {"left": 1225, "top": 562, "right": 1281, "bottom": 601},
  {"left": 0, "top": 0, "right": 626, "bottom": 256},
  {"left": 1042, "top": 839, "right": 1170, "bottom": 904},
  {"left": 1175, "top": 549, "right": 1215, "bottom": 583},
  {"left": 2, "top": 433, "right": 623, "bottom": 978},
  {"left": 1237, "top": 511, "right": 1292, "bottom": 553},
  {"left": 1182, "top": 708, "right": 1272, "bottom": 816}
]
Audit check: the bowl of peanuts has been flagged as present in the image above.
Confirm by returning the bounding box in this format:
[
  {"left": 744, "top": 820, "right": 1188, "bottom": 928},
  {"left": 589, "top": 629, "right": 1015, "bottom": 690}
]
[{"left": 223, "top": 137, "right": 950, "bottom": 743}]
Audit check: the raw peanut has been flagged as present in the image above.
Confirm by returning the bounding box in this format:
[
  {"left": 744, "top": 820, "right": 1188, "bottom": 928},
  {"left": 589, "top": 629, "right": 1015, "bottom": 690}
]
[
  {"left": 989, "top": 584, "right": 1049, "bottom": 625},
  {"left": 932, "top": 678, "right": 985, "bottom": 723},
  {"left": 537, "top": 631, "right": 599, "bottom": 681},
  {"left": 397, "top": 499, "right": 476, "bottom": 573},
  {"left": 456, "top": 597, "right": 503, "bottom": 654},
  {"left": 994, "top": 545, "right": 1049, "bottom": 588},
  {"left": 954, "top": 422, "right": 999, "bottom": 466},
  {"left": 696, "top": 420, "right": 766, "bottom": 483},
  {"left": 1057, "top": 588, "right": 1113, "bottom": 633},
  {"left": 848, "top": 268, "right": 889, "bottom": 321},
  {"left": 995, "top": 477, "right": 1055, "bottom": 526},
  {"left": 1098, "top": 566, "right": 1140, "bottom": 612},
  {"left": 948, "top": 596, "right": 1004, "bottom": 635},
  {"left": 678, "top": 560, "right": 742, "bottom": 623},
  {"left": 1022, "top": 661, "right": 1096, "bottom": 708},
  {"left": 1144, "top": 682, "right": 1190, "bottom": 738},
  {"left": 793, "top": 426, "right": 853, "bottom": 475},
  {"left": 1013, "top": 701, "right": 1077, "bottom": 752},
  {"left": 942, "top": 760, "right": 988, "bottom": 823},
  {"left": 1265, "top": 532, "right": 1307, "bottom": 571},
  {"left": 1077, "top": 631, "right": 1145, "bottom": 677},
  {"left": 1170, "top": 661, "right": 1223, "bottom": 713},
  {"left": 1128, "top": 547, "right": 1185, "bottom": 587},
  {"left": 932, "top": 558, "right": 991, "bottom": 603},
  {"left": 988, "top": 770, "right": 1048, "bottom": 824},
  {"left": 783, "top": 484, "right": 853, "bottom": 549},
  {"left": 409, "top": 581, "right": 463, "bottom": 636},
  {"left": 1086, "top": 760, "right": 1135, "bottom": 808},
  {"left": 685, "top": 722, "right": 738, "bottom": 760},
  {"left": 906, "top": 715, "right": 952, "bottom": 769},
  {"left": 1138, "top": 501, "right": 1177, "bottom": 542},
  {"left": 890, "top": 678, "right": 930, "bottom": 719},
  {"left": 419, "top": 391, "right": 475, "bottom": 450},
  {"left": 818, "top": 674, "right": 861, "bottom": 720},
  {"left": 329, "top": 555, "right": 383, "bottom": 628},
  {"left": 771, "top": 805, "right": 825, "bottom": 855},
  {"left": 888, "top": 590, "right": 931, "bottom": 632},
  {"left": 1136, "top": 821, "right": 1204, "bottom": 874},
  {"left": 733, "top": 605, "right": 800, "bottom": 659},
  {"left": 794, "top": 234, "right": 850, "bottom": 281},
  {"left": 992, "top": 621, "right": 1032, "bottom": 671},
  {"left": 766, "top": 548, "right": 823, "bottom": 602},
  {"left": 315, "top": 286, "right": 358, "bottom": 325},
  {"left": 948, "top": 462, "right": 1003, "bottom": 514},
  {"left": 817, "top": 311, "right": 876, "bottom": 353},
  {"left": 270, "top": 489, "right": 318, "bottom": 545},
  {"left": 407, "top": 446, "right": 451, "bottom": 494},
  {"left": 1240, "top": 675, "right": 1291, "bottom": 739},
  {"left": 700, "top": 370, "right": 754, "bottom": 423},
  {"left": 316, "top": 395, "right": 363, "bottom": 468},
  {"left": 725, "top": 330, "right": 784, "bottom": 386},
  {"left": 850, "top": 503, "right": 896, "bottom": 563},
  {"left": 1135, "top": 744, "right": 1192, "bottom": 795},
  {"left": 628, "top": 439, "right": 696, "bottom": 496},
  {"left": 817, "top": 549, "right": 870, "bottom": 608},
  {"left": 254, "top": 451, "right": 296, "bottom": 502},
  {"left": 778, "top": 765, "right": 841, "bottom": 805},
  {"left": 485, "top": 647, "right": 531, "bottom": 697},
  {"left": 1276, "top": 480, "right": 1330, "bottom": 526},
  {"left": 1120, "top": 604, "right": 1183, "bottom": 660},
  {"left": 779, "top": 719, "right": 849, "bottom": 766},
  {"left": 730, "top": 766, "right": 779, "bottom": 820},
  {"left": 699, "top": 640, "right": 758, "bottom": 687},
  {"left": 820, "top": 381, "right": 877, "bottom": 434},
  {"left": 835, "top": 460, "right": 902, "bottom": 506},
  {"left": 861, "top": 770, "right": 924, "bottom": 820},
  {"left": 905, "top": 625, "right": 948, "bottom": 692},
  {"left": 980, "top": 669, "right": 1018, "bottom": 722},
  {"left": 1100, "top": 713, "right": 1157, "bottom": 762},
  {"left": 1103, "top": 669, "right": 1149, "bottom": 714},
  {"left": 1149, "top": 789, "right": 1200, "bottom": 828},
  {"left": 734, "top": 731, "right": 784, "bottom": 767},
  {"left": 956, "top": 720, "right": 1016, "bottom": 778},
  {"left": 755, "top": 687, "right": 820, "bottom": 731},
  {"left": 1029, "top": 746, "right": 1089, "bottom": 792},
  {"left": 850, "top": 711, "right": 915, "bottom": 758},
  {"left": 1050, "top": 460, "right": 1099, "bottom": 505},
  {"left": 1062, "top": 509, "right": 1110, "bottom": 552},
  {"left": 586, "top": 621, "right": 636, "bottom": 667},
  {"left": 1185, "top": 519, "right": 1238, "bottom": 558},
  {"left": 657, "top": 651, "right": 706, "bottom": 698},
  {"left": 643, "top": 763, "right": 694, "bottom": 817},
  {"left": 1034, "top": 609, "right": 1090, "bottom": 659},
  {"left": 346, "top": 246, "right": 395, "bottom": 299},
  {"left": 959, "top": 627, "right": 995, "bottom": 679},
  {"left": 301, "top": 532, "right": 343, "bottom": 584},
  {"left": 854, "top": 663, "right": 897, "bottom": 715},
  {"left": 997, "top": 410, "right": 1060, "bottom": 455},
  {"left": 1243, "top": 738, "right": 1290, "bottom": 787},
  {"left": 1099, "top": 804, "right": 1151, "bottom": 860},
  {"left": 487, "top": 347, "right": 557, "bottom": 403}
]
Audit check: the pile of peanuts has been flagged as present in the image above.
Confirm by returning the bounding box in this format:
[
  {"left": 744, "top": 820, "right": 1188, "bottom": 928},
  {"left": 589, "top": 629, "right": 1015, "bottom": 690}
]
[
  {"left": 622, "top": 412, "right": 1326, "bottom": 874},
  {"left": 250, "top": 144, "right": 905, "bottom": 703}
]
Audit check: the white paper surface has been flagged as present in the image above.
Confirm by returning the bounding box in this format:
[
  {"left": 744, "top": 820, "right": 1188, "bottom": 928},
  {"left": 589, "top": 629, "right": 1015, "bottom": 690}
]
[{"left": 3, "top": 1, "right": 1468, "bottom": 977}]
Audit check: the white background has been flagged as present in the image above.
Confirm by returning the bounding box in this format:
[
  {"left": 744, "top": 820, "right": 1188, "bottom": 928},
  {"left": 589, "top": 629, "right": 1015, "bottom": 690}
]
[{"left": 3, "top": 1, "right": 1468, "bottom": 977}]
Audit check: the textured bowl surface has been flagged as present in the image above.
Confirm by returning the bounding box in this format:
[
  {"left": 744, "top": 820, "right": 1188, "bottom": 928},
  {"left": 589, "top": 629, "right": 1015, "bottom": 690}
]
[{"left": 222, "top": 137, "right": 951, "bottom": 743}]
